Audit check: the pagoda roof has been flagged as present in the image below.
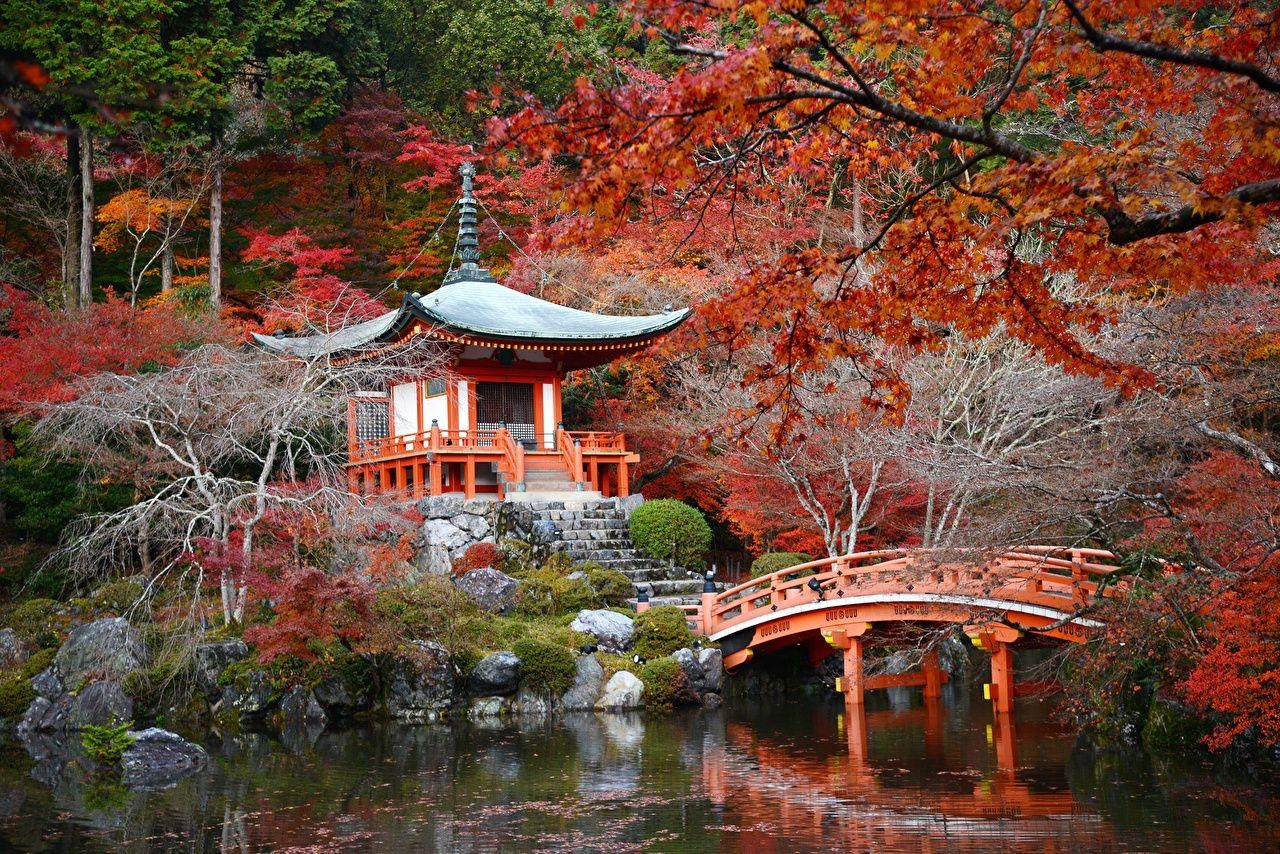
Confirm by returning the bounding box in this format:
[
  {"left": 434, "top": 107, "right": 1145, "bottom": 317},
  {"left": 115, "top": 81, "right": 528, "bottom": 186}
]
[{"left": 254, "top": 277, "right": 690, "bottom": 357}]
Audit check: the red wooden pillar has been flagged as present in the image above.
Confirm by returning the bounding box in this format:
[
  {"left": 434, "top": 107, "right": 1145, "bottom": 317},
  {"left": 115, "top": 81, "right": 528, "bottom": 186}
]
[
  {"left": 464, "top": 456, "right": 476, "bottom": 499},
  {"left": 845, "top": 699, "right": 868, "bottom": 762},
  {"left": 412, "top": 461, "right": 424, "bottom": 499},
  {"left": 589, "top": 459, "right": 599, "bottom": 492},
  {"left": 989, "top": 639, "right": 1014, "bottom": 714},
  {"left": 923, "top": 648, "right": 942, "bottom": 699},
  {"left": 347, "top": 468, "right": 358, "bottom": 494},
  {"left": 843, "top": 638, "right": 865, "bottom": 707},
  {"left": 617, "top": 458, "right": 629, "bottom": 498},
  {"left": 993, "top": 709, "right": 1018, "bottom": 774},
  {"left": 430, "top": 460, "right": 442, "bottom": 495}
]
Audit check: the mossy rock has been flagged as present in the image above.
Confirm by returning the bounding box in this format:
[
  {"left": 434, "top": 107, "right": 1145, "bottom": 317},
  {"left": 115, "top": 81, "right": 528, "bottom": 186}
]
[
  {"left": 88, "top": 579, "right": 146, "bottom": 616},
  {"left": 511, "top": 636, "right": 576, "bottom": 696},
  {"left": 628, "top": 499, "right": 712, "bottom": 571},
  {"left": 514, "top": 568, "right": 598, "bottom": 618},
  {"left": 632, "top": 606, "right": 694, "bottom": 661},
  {"left": 580, "top": 562, "right": 634, "bottom": 607},
  {"left": 637, "top": 656, "right": 687, "bottom": 711},
  {"left": 3, "top": 598, "right": 65, "bottom": 648}
]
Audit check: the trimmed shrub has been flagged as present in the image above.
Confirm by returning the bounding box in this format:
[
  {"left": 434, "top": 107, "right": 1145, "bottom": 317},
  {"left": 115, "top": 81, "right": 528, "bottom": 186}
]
[
  {"left": 580, "top": 562, "right": 634, "bottom": 607},
  {"left": 515, "top": 568, "right": 598, "bottom": 618},
  {"left": 633, "top": 605, "right": 694, "bottom": 660},
  {"left": 0, "top": 673, "right": 35, "bottom": 717},
  {"left": 751, "top": 552, "right": 815, "bottom": 576},
  {"left": 638, "top": 656, "right": 687, "bottom": 711},
  {"left": 82, "top": 721, "right": 135, "bottom": 764},
  {"left": 453, "top": 542, "right": 501, "bottom": 576},
  {"left": 511, "top": 636, "right": 576, "bottom": 696},
  {"left": 628, "top": 499, "right": 712, "bottom": 570}
]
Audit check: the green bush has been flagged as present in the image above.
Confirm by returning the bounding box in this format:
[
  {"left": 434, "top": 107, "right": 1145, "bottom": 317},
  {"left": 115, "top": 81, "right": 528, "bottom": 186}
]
[
  {"left": 511, "top": 636, "right": 576, "bottom": 696},
  {"left": 628, "top": 499, "right": 712, "bottom": 570},
  {"left": 638, "top": 656, "right": 686, "bottom": 711},
  {"left": 21, "top": 647, "right": 55, "bottom": 679},
  {"left": 580, "top": 562, "right": 634, "bottom": 607},
  {"left": 82, "top": 720, "right": 135, "bottom": 764},
  {"left": 0, "top": 673, "right": 35, "bottom": 717},
  {"left": 515, "top": 567, "right": 598, "bottom": 618},
  {"left": 633, "top": 605, "right": 694, "bottom": 660},
  {"left": 4, "top": 598, "right": 64, "bottom": 648},
  {"left": 751, "top": 552, "right": 814, "bottom": 576}
]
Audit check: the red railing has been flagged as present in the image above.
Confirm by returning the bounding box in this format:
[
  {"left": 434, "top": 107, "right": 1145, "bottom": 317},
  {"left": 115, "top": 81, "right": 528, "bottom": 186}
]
[
  {"left": 699, "top": 546, "right": 1130, "bottom": 638},
  {"left": 557, "top": 427, "right": 585, "bottom": 482},
  {"left": 350, "top": 428, "right": 506, "bottom": 464},
  {"left": 566, "top": 430, "right": 628, "bottom": 452},
  {"left": 494, "top": 427, "right": 525, "bottom": 485}
]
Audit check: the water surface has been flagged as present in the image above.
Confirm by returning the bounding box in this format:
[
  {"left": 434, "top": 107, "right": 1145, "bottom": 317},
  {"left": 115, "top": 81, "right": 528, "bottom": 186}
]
[{"left": 1, "top": 690, "right": 1276, "bottom": 851}]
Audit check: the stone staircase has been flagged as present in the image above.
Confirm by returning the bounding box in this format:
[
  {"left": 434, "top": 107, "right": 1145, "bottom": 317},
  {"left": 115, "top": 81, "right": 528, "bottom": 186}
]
[{"left": 522, "top": 498, "right": 711, "bottom": 607}]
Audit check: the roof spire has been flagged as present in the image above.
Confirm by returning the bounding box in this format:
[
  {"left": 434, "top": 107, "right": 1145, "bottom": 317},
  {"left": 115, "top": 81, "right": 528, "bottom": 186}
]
[{"left": 444, "top": 161, "right": 496, "bottom": 284}]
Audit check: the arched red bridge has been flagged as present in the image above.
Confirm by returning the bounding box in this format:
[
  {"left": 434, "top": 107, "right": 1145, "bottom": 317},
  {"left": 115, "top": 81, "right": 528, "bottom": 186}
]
[{"left": 659, "top": 547, "right": 1127, "bottom": 713}]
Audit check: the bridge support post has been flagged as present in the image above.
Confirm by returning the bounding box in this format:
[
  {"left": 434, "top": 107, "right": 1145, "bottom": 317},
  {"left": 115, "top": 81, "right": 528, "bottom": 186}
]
[
  {"left": 988, "top": 639, "right": 1014, "bottom": 714},
  {"left": 842, "top": 638, "right": 865, "bottom": 706},
  {"left": 923, "top": 648, "right": 942, "bottom": 699}
]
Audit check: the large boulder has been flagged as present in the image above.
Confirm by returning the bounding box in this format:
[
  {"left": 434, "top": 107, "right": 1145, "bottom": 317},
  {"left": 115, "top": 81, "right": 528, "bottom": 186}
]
[
  {"left": 558, "top": 654, "right": 604, "bottom": 712},
  {"left": 696, "top": 648, "right": 724, "bottom": 693},
  {"left": 450, "top": 513, "right": 491, "bottom": 540},
  {"left": 418, "top": 495, "right": 466, "bottom": 520},
  {"left": 222, "top": 668, "right": 278, "bottom": 719},
  {"left": 120, "top": 728, "right": 208, "bottom": 789},
  {"left": 17, "top": 694, "right": 71, "bottom": 734},
  {"left": 569, "top": 610, "right": 634, "bottom": 654},
  {"left": 67, "top": 681, "right": 134, "bottom": 730},
  {"left": 31, "top": 667, "right": 63, "bottom": 699},
  {"left": 470, "top": 651, "right": 521, "bottom": 696},
  {"left": 594, "top": 671, "right": 643, "bottom": 712},
  {"left": 54, "top": 618, "right": 148, "bottom": 687},
  {"left": 387, "top": 641, "right": 455, "bottom": 720},
  {"left": 279, "top": 685, "right": 327, "bottom": 730},
  {"left": 456, "top": 569, "right": 520, "bottom": 614},
  {"left": 192, "top": 640, "right": 249, "bottom": 701},
  {"left": 423, "top": 518, "right": 472, "bottom": 554},
  {"left": 0, "top": 628, "right": 27, "bottom": 669}
]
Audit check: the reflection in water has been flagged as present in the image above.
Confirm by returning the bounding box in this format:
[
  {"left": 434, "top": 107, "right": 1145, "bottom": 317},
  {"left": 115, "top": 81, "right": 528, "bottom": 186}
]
[{"left": 0, "top": 689, "right": 1276, "bottom": 852}]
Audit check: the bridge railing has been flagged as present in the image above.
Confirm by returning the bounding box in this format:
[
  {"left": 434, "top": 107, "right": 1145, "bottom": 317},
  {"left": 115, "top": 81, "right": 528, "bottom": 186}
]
[{"left": 703, "top": 546, "right": 1127, "bottom": 637}]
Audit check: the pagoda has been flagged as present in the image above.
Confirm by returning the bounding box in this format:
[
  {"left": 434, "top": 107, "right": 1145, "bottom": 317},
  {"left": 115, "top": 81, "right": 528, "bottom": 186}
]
[{"left": 255, "top": 164, "right": 690, "bottom": 501}]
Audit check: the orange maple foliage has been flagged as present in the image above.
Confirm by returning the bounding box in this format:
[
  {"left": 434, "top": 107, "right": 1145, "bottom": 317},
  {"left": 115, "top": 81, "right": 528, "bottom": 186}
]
[{"left": 493, "top": 0, "right": 1280, "bottom": 420}]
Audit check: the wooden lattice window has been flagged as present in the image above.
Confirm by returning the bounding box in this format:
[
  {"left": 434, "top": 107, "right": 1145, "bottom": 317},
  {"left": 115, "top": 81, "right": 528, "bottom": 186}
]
[
  {"left": 476, "top": 382, "right": 535, "bottom": 443},
  {"left": 354, "top": 399, "right": 389, "bottom": 442}
]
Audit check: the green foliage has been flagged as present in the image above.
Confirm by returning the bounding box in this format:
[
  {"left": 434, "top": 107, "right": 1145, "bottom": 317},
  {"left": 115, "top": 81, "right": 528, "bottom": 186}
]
[
  {"left": 3, "top": 598, "right": 65, "bottom": 648},
  {"left": 374, "top": 0, "right": 601, "bottom": 135},
  {"left": 0, "top": 673, "right": 35, "bottom": 717},
  {"left": 580, "top": 562, "right": 634, "bottom": 607},
  {"left": 638, "top": 656, "right": 686, "bottom": 712},
  {"left": 514, "top": 567, "right": 598, "bottom": 618},
  {"left": 0, "top": 423, "right": 131, "bottom": 547},
  {"left": 88, "top": 580, "right": 146, "bottom": 615},
  {"left": 21, "top": 647, "right": 56, "bottom": 679},
  {"left": 81, "top": 720, "right": 135, "bottom": 764},
  {"left": 751, "top": 552, "right": 814, "bottom": 576},
  {"left": 629, "top": 499, "right": 713, "bottom": 570},
  {"left": 511, "top": 636, "right": 576, "bottom": 696},
  {"left": 632, "top": 606, "right": 695, "bottom": 661}
]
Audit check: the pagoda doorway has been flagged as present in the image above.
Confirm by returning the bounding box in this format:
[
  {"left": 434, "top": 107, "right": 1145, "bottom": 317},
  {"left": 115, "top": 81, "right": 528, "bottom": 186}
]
[{"left": 476, "top": 381, "right": 536, "bottom": 447}]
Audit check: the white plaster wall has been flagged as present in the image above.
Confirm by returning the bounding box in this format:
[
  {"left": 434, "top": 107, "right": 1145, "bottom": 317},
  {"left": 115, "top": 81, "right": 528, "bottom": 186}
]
[
  {"left": 457, "top": 380, "right": 470, "bottom": 433},
  {"left": 391, "top": 382, "right": 419, "bottom": 437},
  {"left": 423, "top": 389, "right": 448, "bottom": 430},
  {"left": 541, "top": 383, "right": 555, "bottom": 448}
]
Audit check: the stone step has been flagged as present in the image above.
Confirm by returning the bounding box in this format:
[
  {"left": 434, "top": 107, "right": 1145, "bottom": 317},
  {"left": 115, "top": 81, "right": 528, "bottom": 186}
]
[
  {"left": 504, "top": 492, "right": 605, "bottom": 506},
  {"left": 530, "top": 509, "right": 625, "bottom": 521}
]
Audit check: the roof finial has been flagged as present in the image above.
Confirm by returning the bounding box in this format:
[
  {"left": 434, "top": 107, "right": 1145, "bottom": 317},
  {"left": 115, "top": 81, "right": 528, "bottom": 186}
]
[{"left": 444, "top": 161, "right": 495, "bottom": 284}]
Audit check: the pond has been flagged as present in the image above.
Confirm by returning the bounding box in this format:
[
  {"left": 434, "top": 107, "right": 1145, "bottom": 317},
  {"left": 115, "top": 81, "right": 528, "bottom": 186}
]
[{"left": 0, "top": 689, "right": 1276, "bottom": 852}]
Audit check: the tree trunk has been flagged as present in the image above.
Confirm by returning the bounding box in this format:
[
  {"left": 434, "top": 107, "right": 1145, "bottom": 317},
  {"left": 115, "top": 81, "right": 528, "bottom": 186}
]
[
  {"left": 77, "top": 129, "right": 93, "bottom": 307},
  {"left": 64, "top": 127, "right": 81, "bottom": 308},
  {"left": 208, "top": 144, "right": 222, "bottom": 312},
  {"left": 161, "top": 242, "right": 174, "bottom": 292}
]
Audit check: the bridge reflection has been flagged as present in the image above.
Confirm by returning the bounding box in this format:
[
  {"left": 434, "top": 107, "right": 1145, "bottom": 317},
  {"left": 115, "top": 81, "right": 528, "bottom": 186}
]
[{"left": 697, "top": 696, "right": 1109, "bottom": 851}]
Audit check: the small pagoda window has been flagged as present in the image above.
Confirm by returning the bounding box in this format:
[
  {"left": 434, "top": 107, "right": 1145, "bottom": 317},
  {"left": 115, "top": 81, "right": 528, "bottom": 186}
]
[
  {"left": 354, "top": 400, "right": 389, "bottom": 442},
  {"left": 425, "top": 378, "right": 446, "bottom": 398}
]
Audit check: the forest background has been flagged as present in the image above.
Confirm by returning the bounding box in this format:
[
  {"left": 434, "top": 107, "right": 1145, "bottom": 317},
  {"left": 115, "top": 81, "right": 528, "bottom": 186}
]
[{"left": 0, "top": 0, "right": 1278, "bottom": 752}]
